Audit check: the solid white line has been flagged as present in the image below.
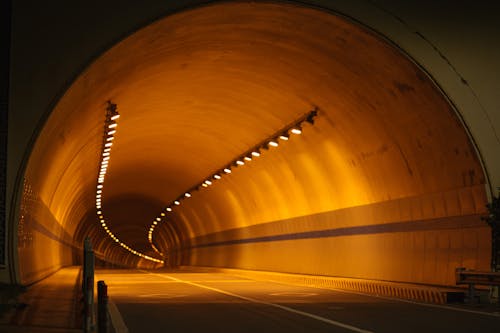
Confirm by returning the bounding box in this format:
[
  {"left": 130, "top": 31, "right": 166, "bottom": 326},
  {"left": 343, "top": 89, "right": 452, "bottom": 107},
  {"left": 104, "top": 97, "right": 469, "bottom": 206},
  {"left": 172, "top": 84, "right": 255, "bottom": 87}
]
[
  {"left": 108, "top": 298, "right": 129, "bottom": 333},
  {"left": 143, "top": 271, "right": 374, "bottom": 333}
]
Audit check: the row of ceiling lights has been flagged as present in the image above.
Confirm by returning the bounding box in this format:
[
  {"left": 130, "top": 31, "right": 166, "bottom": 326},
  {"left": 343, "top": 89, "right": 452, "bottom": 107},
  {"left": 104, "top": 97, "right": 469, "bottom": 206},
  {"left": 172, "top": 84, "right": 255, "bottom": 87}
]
[
  {"left": 147, "top": 107, "right": 319, "bottom": 254},
  {"left": 95, "top": 101, "right": 164, "bottom": 264}
]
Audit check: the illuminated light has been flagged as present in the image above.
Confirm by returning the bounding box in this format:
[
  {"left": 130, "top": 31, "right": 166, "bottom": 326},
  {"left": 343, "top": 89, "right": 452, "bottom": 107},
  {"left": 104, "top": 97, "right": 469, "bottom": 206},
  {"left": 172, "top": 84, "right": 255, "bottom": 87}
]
[
  {"left": 291, "top": 128, "right": 302, "bottom": 135},
  {"left": 269, "top": 140, "right": 279, "bottom": 147},
  {"left": 102, "top": 152, "right": 110, "bottom": 157},
  {"left": 107, "top": 130, "right": 116, "bottom": 135},
  {"left": 202, "top": 183, "right": 208, "bottom": 188},
  {"left": 174, "top": 200, "right": 180, "bottom": 205},
  {"left": 104, "top": 148, "right": 111, "bottom": 152},
  {"left": 101, "top": 160, "right": 109, "bottom": 165},
  {"left": 236, "top": 160, "right": 245, "bottom": 166},
  {"left": 244, "top": 156, "right": 252, "bottom": 161},
  {"left": 96, "top": 194, "right": 101, "bottom": 198},
  {"left": 105, "top": 142, "right": 113, "bottom": 147},
  {"left": 166, "top": 207, "right": 172, "bottom": 212},
  {"left": 108, "top": 123, "right": 117, "bottom": 129},
  {"left": 161, "top": 212, "right": 165, "bottom": 217},
  {"left": 153, "top": 221, "right": 157, "bottom": 225},
  {"left": 97, "top": 190, "right": 102, "bottom": 194},
  {"left": 103, "top": 156, "right": 110, "bottom": 161},
  {"left": 279, "top": 134, "right": 289, "bottom": 141},
  {"left": 185, "top": 192, "right": 191, "bottom": 198},
  {"left": 98, "top": 179, "right": 104, "bottom": 184},
  {"left": 97, "top": 185, "right": 103, "bottom": 189},
  {"left": 214, "top": 174, "right": 221, "bottom": 180},
  {"left": 97, "top": 210, "right": 102, "bottom": 214},
  {"left": 111, "top": 114, "right": 120, "bottom": 121},
  {"left": 156, "top": 217, "right": 161, "bottom": 221},
  {"left": 251, "top": 151, "right": 260, "bottom": 157},
  {"left": 223, "top": 168, "right": 231, "bottom": 174},
  {"left": 106, "top": 136, "right": 114, "bottom": 141},
  {"left": 205, "top": 180, "right": 212, "bottom": 185}
]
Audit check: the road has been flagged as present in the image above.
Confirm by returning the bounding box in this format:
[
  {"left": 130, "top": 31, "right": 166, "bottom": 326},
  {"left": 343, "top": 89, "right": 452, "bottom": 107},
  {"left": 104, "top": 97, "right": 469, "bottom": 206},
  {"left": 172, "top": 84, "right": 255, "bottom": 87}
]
[{"left": 96, "top": 269, "right": 500, "bottom": 333}]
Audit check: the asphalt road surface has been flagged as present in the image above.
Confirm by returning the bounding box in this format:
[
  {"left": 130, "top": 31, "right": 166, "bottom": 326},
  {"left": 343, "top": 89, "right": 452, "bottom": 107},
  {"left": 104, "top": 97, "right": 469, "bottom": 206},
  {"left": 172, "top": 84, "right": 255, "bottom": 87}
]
[{"left": 96, "top": 269, "right": 500, "bottom": 333}]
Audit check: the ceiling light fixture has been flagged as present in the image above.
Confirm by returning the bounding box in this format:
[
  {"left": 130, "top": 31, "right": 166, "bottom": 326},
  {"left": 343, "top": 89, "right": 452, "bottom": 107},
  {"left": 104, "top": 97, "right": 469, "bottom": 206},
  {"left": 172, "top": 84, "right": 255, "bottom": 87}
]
[
  {"left": 94, "top": 101, "right": 163, "bottom": 264},
  {"left": 147, "top": 107, "right": 319, "bottom": 256}
]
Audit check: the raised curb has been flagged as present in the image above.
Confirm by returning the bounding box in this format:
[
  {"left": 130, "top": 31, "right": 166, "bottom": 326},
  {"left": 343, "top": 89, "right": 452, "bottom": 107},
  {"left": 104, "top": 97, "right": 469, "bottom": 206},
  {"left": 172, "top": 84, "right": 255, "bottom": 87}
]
[{"left": 186, "top": 266, "right": 461, "bottom": 304}]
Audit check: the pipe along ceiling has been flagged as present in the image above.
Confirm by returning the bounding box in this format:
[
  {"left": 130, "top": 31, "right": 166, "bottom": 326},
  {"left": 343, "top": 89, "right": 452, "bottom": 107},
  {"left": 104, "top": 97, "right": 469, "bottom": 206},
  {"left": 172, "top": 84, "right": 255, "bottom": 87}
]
[{"left": 18, "top": 2, "right": 488, "bottom": 285}]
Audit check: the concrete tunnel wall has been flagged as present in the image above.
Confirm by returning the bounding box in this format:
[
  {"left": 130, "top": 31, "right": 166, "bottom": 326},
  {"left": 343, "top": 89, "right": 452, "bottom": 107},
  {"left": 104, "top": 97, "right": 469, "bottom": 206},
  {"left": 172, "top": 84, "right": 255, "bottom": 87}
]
[{"left": 5, "top": 1, "right": 499, "bottom": 285}]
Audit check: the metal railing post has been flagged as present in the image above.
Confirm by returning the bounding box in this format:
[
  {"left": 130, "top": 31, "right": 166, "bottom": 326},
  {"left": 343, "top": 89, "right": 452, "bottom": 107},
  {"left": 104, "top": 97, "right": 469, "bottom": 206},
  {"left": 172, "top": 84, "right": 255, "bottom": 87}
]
[
  {"left": 83, "top": 237, "right": 95, "bottom": 332},
  {"left": 97, "top": 280, "right": 109, "bottom": 333}
]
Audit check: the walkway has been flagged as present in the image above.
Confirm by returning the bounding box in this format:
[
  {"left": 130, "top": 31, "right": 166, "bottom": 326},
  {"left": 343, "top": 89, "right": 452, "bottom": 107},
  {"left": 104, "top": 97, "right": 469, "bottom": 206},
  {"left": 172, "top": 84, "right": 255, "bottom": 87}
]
[{"left": 0, "top": 266, "right": 81, "bottom": 332}]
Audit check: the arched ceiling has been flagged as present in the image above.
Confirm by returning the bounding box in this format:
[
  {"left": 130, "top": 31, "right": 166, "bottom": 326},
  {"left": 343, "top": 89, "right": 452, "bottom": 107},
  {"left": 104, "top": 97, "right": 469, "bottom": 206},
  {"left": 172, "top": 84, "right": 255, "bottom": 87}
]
[{"left": 22, "top": 2, "right": 485, "bottom": 267}]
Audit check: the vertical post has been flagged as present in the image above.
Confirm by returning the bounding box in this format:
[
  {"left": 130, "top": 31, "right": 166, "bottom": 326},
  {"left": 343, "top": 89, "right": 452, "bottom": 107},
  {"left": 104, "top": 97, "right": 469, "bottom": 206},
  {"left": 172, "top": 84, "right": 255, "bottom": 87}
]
[
  {"left": 97, "top": 280, "right": 109, "bottom": 333},
  {"left": 83, "top": 237, "right": 95, "bottom": 332},
  {"left": 468, "top": 283, "right": 476, "bottom": 304}
]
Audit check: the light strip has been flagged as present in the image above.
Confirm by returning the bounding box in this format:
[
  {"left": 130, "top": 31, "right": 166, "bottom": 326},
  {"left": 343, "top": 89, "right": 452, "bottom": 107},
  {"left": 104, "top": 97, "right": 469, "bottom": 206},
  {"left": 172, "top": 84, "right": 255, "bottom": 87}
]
[
  {"left": 95, "top": 101, "right": 164, "bottom": 264},
  {"left": 147, "top": 107, "right": 319, "bottom": 253}
]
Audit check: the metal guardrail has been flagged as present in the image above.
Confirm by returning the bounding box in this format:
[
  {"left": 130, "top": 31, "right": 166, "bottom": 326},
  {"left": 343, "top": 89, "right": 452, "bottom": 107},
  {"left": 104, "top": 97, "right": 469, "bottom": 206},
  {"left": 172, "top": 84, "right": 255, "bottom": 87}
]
[{"left": 455, "top": 267, "right": 500, "bottom": 304}]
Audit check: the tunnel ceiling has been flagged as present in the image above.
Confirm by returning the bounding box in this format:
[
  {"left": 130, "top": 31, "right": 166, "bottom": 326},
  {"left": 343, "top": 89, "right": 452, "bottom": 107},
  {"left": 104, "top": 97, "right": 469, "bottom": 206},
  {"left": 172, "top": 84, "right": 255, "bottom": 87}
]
[{"left": 23, "top": 2, "right": 485, "bottom": 263}]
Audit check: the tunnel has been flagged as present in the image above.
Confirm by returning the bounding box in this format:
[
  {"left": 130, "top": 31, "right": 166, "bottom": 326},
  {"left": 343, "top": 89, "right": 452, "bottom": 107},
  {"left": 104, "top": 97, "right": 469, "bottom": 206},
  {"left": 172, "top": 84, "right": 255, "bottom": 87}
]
[{"left": 13, "top": 1, "right": 490, "bottom": 288}]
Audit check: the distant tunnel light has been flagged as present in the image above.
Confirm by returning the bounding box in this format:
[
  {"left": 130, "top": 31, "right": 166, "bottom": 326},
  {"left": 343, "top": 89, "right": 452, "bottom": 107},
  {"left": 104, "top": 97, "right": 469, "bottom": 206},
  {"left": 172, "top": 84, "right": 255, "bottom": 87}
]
[
  {"left": 94, "top": 101, "right": 164, "bottom": 264},
  {"left": 148, "top": 107, "right": 318, "bottom": 259}
]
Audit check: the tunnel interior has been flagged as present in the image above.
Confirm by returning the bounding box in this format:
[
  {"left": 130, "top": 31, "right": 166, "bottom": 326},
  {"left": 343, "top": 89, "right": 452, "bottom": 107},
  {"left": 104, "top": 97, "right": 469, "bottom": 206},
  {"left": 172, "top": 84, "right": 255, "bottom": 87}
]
[{"left": 16, "top": 2, "right": 490, "bottom": 286}]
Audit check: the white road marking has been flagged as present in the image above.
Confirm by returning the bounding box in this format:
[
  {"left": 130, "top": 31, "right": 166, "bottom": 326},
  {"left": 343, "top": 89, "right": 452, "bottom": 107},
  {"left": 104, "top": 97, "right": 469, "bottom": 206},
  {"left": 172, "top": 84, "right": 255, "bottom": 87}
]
[
  {"left": 108, "top": 298, "right": 129, "bottom": 333},
  {"left": 269, "top": 292, "right": 318, "bottom": 297},
  {"left": 138, "top": 293, "right": 187, "bottom": 298},
  {"left": 142, "top": 271, "right": 374, "bottom": 333},
  {"left": 312, "top": 285, "right": 500, "bottom": 318}
]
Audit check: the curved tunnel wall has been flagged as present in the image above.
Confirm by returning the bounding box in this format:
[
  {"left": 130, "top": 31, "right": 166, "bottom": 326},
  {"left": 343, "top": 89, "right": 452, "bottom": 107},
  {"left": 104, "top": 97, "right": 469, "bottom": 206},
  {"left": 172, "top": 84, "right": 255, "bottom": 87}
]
[{"left": 14, "top": 2, "right": 490, "bottom": 285}]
